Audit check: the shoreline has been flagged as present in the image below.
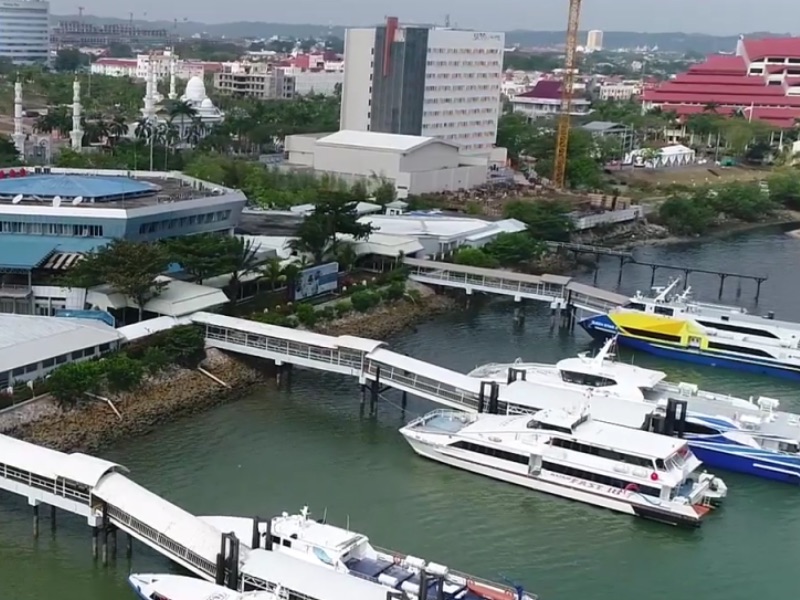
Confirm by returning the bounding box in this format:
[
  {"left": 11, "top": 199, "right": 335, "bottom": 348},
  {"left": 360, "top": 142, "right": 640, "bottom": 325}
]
[{"left": 4, "top": 287, "right": 455, "bottom": 453}]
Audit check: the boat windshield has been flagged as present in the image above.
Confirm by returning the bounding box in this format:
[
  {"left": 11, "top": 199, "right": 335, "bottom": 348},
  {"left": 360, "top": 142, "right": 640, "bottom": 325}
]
[
  {"left": 624, "top": 301, "right": 646, "bottom": 312},
  {"left": 779, "top": 441, "right": 800, "bottom": 454},
  {"left": 664, "top": 446, "right": 691, "bottom": 470}
]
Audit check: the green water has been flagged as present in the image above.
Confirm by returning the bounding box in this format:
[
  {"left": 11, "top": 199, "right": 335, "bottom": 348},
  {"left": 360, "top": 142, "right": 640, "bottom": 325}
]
[{"left": 2, "top": 226, "right": 800, "bottom": 600}]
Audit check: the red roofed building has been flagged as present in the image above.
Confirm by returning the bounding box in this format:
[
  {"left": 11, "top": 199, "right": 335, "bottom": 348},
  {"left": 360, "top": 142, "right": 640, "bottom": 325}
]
[
  {"left": 643, "top": 37, "right": 800, "bottom": 129},
  {"left": 510, "top": 79, "right": 591, "bottom": 121}
]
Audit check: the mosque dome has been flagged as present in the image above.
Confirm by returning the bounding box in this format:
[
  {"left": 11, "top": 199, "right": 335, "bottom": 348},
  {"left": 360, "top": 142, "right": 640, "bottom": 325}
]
[
  {"left": 200, "top": 97, "right": 214, "bottom": 109},
  {"left": 184, "top": 76, "right": 207, "bottom": 103}
]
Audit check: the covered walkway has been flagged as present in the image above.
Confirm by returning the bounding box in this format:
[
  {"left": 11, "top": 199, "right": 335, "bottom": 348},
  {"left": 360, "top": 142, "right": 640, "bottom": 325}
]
[
  {"left": 403, "top": 257, "right": 627, "bottom": 314},
  {"left": 192, "top": 312, "right": 494, "bottom": 411}
]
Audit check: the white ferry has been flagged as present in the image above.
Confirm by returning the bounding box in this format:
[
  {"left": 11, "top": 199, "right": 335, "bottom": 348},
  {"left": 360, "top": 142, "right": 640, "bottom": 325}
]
[
  {"left": 400, "top": 408, "right": 726, "bottom": 527},
  {"left": 128, "top": 574, "right": 283, "bottom": 600},
  {"left": 470, "top": 337, "right": 800, "bottom": 484},
  {"left": 201, "top": 509, "right": 537, "bottom": 600},
  {"left": 579, "top": 279, "right": 800, "bottom": 380}
]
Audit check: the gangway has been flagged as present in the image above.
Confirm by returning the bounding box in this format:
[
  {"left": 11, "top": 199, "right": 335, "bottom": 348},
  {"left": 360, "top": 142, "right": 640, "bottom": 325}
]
[{"left": 402, "top": 257, "right": 627, "bottom": 314}]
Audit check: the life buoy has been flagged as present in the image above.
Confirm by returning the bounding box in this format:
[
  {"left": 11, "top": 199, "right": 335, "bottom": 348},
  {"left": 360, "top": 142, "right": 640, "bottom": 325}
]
[
  {"left": 624, "top": 483, "right": 639, "bottom": 492},
  {"left": 467, "top": 580, "right": 516, "bottom": 600}
]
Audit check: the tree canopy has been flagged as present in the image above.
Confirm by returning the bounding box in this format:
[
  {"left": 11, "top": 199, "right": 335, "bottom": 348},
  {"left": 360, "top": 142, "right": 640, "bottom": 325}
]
[
  {"left": 63, "top": 239, "right": 171, "bottom": 320},
  {"left": 291, "top": 192, "right": 375, "bottom": 264}
]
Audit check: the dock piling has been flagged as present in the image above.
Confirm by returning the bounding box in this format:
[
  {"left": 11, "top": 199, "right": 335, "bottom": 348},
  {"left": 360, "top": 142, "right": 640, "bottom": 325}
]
[
  {"left": 92, "top": 527, "right": 99, "bottom": 559},
  {"left": 101, "top": 528, "right": 108, "bottom": 566},
  {"left": 32, "top": 504, "right": 39, "bottom": 538},
  {"left": 110, "top": 527, "right": 117, "bottom": 560},
  {"left": 126, "top": 533, "right": 133, "bottom": 559},
  {"left": 50, "top": 505, "right": 56, "bottom": 532}
]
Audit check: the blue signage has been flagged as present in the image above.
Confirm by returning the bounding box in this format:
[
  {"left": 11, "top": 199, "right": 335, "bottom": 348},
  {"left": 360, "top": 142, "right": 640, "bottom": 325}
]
[
  {"left": 55, "top": 309, "right": 116, "bottom": 328},
  {"left": 294, "top": 262, "right": 339, "bottom": 301}
]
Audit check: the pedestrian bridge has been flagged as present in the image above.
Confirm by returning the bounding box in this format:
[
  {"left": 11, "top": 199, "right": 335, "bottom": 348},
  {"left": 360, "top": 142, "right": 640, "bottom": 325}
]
[
  {"left": 193, "top": 312, "right": 504, "bottom": 413},
  {"left": 0, "top": 434, "right": 389, "bottom": 599},
  {"left": 403, "top": 258, "right": 627, "bottom": 314}
]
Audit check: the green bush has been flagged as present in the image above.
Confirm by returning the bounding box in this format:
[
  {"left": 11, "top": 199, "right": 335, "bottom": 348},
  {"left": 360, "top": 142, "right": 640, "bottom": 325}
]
[
  {"left": 294, "top": 303, "right": 319, "bottom": 327},
  {"left": 104, "top": 354, "right": 145, "bottom": 394},
  {"left": 141, "top": 346, "right": 171, "bottom": 376},
  {"left": 384, "top": 280, "right": 406, "bottom": 301},
  {"left": 334, "top": 300, "right": 352, "bottom": 317},
  {"left": 47, "top": 361, "right": 104, "bottom": 407},
  {"left": 351, "top": 290, "right": 380, "bottom": 312},
  {"left": 318, "top": 306, "right": 336, "bottom": 321}
]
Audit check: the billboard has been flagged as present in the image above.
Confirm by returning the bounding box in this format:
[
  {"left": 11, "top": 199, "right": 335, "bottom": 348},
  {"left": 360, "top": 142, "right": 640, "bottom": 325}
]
[{"left": 293, "top": 262, "right": 339, "bottom": 301}]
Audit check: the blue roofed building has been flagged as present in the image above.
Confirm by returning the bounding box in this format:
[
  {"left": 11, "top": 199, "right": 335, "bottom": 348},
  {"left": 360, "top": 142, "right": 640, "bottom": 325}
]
[{"left": 0, "top": 167, "right": 247, "bottom": 316}]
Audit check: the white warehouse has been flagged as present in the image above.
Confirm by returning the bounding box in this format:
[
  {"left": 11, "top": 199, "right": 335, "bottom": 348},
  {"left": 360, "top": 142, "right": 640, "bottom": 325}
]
[{"left": 284, "top": 130, "right": 489, "bottom": 198}]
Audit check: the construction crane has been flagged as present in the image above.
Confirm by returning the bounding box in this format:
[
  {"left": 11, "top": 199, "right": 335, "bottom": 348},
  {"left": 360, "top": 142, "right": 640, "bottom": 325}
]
[{"left": 552, "top": 0, "right": 583, "bottom": 189}]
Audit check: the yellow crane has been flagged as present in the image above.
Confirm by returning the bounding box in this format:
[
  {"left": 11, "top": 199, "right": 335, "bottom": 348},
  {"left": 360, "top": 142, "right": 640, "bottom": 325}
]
[{"left": 552, "top": 0, "right": 583, "bottom": 189}]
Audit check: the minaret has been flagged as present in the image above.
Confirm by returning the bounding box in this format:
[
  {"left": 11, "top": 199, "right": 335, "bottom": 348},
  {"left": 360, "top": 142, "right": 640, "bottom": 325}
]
[
  {"left": 142, "top": 59, "right": 156, "bottom": 120},
  {"left": 168, "top": 52, "right": 177, "bottom": 100},
  {"left": 70, "top": 77, "right": 83, "bottom": 151},
  {"left": 12, "top": 78, "right": 26, "bottom": 157}
]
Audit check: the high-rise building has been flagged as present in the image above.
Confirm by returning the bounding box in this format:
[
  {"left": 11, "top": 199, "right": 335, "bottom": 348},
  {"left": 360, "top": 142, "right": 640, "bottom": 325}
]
[
  {"left": 585, "top": 30, "right": 604, "bottom": 52},
  {"left": 340, "top": 17, "right": 505, "bottom": 156},
  {"left": 0, "top": 0, "right": 50, "bottom": 65}
]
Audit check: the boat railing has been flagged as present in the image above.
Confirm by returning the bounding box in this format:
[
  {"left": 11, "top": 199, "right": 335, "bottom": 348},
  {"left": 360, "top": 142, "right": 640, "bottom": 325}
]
[
  {"left": 372, "top": 546, "right": 527, "bottom": 597},
  {"left": 406, "top": 409, "right": 471, "bottom": 428}
]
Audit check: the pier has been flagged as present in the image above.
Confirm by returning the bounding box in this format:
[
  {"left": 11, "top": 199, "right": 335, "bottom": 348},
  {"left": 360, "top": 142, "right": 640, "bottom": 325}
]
[
  {"left": 546, "top": 241, "right": 767, "bottom": 300},
  {"left": 0, "top": 434, "right": 402, "bottom": 600},
  {"left": 403, "top": 257, "right": 628, "bottom": 315},
  {"left": 193, "top": 312, "right": 516, "bottom": 415}
]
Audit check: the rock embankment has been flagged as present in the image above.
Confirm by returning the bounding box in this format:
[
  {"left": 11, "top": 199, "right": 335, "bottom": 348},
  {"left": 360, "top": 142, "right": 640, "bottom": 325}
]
[
  {"left": 8, "top": 350, "right": 267, "bottom": 453},
  {"left": 314, "top": 282, "right": 457, "bottom": 339}
]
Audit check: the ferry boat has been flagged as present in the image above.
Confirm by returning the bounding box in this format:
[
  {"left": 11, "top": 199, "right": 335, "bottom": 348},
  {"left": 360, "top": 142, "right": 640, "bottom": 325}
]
[
  {"left": 201, "top": 509, "right": 537, "bottom": 600},
  {"left": 579, "top": 279, "right": 800, "bottom": 380},
  {"left": 468, "top": 335, "right": 773, "bottom": 408},
  {"left": 400, "top": 408, "right": 726, "bottom": 526},
  {"left": 128, "top": 574, "right": 283, "bottom": 600},
  {"left": 479, "top": 360, "right": 800, "bottom": 485}
]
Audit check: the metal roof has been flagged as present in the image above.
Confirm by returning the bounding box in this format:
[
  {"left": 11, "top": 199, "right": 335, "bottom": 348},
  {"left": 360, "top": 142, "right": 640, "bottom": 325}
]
[
  {"left": 0, "top": 174, "right": 158, "bottom": 201},
  {"left": 241, "top": 549, "right": 393, "bottom": 600},
  {"left": 0, "top": 314, "right": 124, "bottom": 374},
  {"left": 191, "top": 312, "right": 385, "bottom": 354},
  {"left": 317, "top": 130, "right": 458, "bottom": 153},
  {"left": 0, "top": 435, "right": 127, "bottom": 487},
  {"left": 92, "top": 472, "right": 231, "bottom": 565},
  {"left": 87, "top": 278, "right": 230, "bottom": 318},
  {"left": 0, "top": 236, "right": 110, "bottom": 270}
]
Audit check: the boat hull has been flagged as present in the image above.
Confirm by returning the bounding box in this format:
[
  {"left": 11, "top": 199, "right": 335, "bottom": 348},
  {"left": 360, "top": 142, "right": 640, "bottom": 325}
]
[
  {"left": 689, "top": 444, "right": 800, "bottom": 484},
  {"left": 580, "top": 315, "right": 800, "bottom": 381},
  {"left": 402, "top": 434, "right": 705, "bottom": 527}
]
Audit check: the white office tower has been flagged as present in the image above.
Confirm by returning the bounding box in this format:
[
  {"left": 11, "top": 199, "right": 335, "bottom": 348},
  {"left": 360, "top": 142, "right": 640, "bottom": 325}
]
[
  {"left": 341, "top": 17, "right": 505, "bottom": 156},
  {"left": 0, "top": 0, "right": 50, "bottom": 65},
  {"left": 586, "top": 30, "right": 604, "bottom": 52}
]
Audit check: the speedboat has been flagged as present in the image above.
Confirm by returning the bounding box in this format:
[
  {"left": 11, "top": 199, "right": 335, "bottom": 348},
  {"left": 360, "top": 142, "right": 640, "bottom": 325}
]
[
  {"left": 400, "top": 408, "right": 726, "bottom": 527},
  {"left": 200, "top": 509, "right": 537, "bottom": 600},
  {"left": 470, "top": 337, "right": 800, "bottom": 484},
  {"left": 128, "top": 574, "right": 283, "bottom": 600},
  {"left": 579, "top": 278, "right": 800, "bottom": 381}
]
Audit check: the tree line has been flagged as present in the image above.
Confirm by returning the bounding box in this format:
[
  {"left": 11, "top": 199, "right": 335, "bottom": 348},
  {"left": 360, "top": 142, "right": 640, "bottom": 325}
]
[{"left": 657, "top": 169, "right": 800, "bottom": 236}]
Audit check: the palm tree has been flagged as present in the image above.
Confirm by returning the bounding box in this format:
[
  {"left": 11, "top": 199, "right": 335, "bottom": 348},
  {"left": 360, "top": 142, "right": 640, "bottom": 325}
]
[
  {"left": 262, "top": 258, "right": 286, "bottom": 290},
  {"left": 184, "top": 118, "right": 206, "bottom": 148},
  {"left": 134, "top": 118, "right": 153, "bottom": 141},
  {"left": 334, "top": 242, "right": 358, "bottom": 273},
  {"left": 703, "top": 102, "right": 720, "bottom": 114},
  {"left": 108, "top": 114, "right": 128, "bottom": 144},
  {"left": 225, "top": 238, "right": 266, "bottom": 304},
  {"left": 155, "top": 121, "right": 179, "bottom": 170},
  {"left": 33, "top": 114, "right": 54, "bottom": 135},
  {"left": 167, "top": 100, "right": 198, "bottom": 144}
]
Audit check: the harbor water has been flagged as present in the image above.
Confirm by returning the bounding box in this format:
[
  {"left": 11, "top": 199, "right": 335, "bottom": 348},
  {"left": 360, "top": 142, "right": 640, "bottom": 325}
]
[{"left": 2, "top": 225, "right": 799, "bottom": 600}]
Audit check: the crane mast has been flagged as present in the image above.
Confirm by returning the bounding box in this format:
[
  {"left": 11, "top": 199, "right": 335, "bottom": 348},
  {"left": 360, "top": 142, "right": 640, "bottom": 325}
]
[{"left": 553, "top": 0, "right": 583, "bottom": 189}]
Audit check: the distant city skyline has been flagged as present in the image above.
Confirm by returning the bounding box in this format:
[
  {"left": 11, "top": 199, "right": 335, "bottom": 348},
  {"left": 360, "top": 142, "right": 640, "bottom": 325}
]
[{"left": 48, "top": 0, "right": 796, "bottom": 36}]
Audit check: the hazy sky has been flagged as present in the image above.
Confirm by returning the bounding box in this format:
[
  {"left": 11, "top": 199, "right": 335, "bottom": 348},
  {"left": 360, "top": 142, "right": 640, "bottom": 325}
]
[{"left": 48, "top": 0, "right": 794, "bottom": 35}]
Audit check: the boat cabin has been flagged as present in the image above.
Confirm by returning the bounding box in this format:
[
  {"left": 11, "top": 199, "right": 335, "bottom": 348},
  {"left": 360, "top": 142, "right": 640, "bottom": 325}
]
[{"left": 269, "top": 508, "right": 371, "bottom": 569}]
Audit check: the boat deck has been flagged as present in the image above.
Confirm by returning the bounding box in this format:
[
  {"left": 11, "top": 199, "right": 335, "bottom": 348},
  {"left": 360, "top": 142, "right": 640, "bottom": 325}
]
[
  {"left": 345, "top": 557, "right": 485, "bottom": 600},
  {"left": 408, "top": 411, "right": 474, "bottom": 434}
]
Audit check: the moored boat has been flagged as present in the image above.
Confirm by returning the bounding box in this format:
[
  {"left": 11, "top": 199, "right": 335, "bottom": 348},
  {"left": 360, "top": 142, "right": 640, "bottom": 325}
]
[
  {"left": 469, "top": 337, "right": 800, "bottom": 484},
  {"left": 128, "top": 573, "right": 282, "bottom": 600},
  {"left": 399, "top": 408, "right": 726, "bottom": 527},
  {"left": 201, "top": 508, "right": 537, "bottom": 600},
  {"left": 579, "top": 279, "right": 800, "bottom": 380}
]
